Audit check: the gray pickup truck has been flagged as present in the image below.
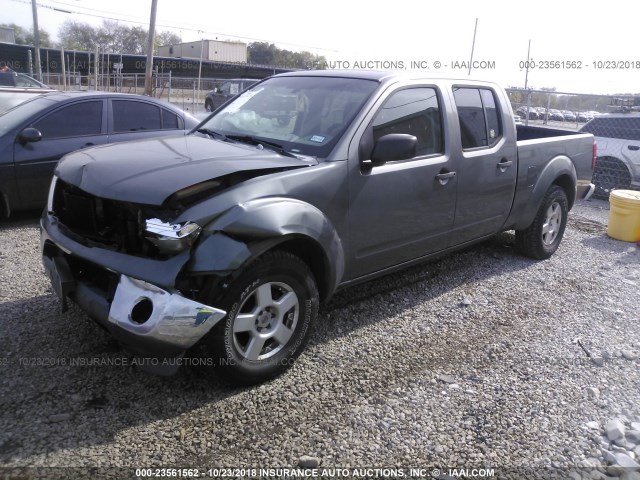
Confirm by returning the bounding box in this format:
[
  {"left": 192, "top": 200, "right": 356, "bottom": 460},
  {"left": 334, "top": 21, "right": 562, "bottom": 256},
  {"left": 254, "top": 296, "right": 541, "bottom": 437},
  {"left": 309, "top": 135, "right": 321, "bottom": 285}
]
[
  {"left": 41, "top": 71, "right": 596, "bottom": 384},
  {"left": 204, "top": 78, "right": 258, "bottom": 112}
]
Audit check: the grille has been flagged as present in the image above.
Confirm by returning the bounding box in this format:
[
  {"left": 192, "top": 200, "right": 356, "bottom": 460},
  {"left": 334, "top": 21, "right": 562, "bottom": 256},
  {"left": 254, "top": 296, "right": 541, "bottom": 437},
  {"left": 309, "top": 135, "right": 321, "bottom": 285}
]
[{"left": 52, "top": 180, "right": 162, "bottom": 257}]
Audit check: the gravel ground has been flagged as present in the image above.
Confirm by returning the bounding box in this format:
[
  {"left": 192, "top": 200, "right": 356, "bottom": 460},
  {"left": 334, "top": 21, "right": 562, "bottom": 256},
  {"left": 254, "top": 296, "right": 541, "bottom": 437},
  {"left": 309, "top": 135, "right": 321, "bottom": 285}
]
[{"left": 0, "top": 198, "right": 639, "bottom": 479}]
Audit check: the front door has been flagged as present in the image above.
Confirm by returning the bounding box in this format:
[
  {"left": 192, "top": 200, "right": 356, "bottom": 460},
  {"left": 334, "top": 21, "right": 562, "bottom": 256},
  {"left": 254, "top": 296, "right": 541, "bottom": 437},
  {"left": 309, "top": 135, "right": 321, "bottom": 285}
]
[
  {"left": 14, "top": 100, "right": 107, "bottom": 209},
  {"left": 348, "top": 87, "right": 457, "bottom": 279}
]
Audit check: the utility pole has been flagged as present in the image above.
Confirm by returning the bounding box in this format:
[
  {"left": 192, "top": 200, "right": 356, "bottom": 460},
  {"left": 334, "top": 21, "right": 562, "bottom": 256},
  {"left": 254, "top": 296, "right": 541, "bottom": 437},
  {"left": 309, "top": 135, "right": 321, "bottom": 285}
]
[
  {"left": 144, "top": 0, "right": 158, "bottom": 96},
  {"left": 197, "top": 37, "right": 204, "bottom": 111},
  {"left": 31, "top": 0, "right": 42, "bottom": 80}
]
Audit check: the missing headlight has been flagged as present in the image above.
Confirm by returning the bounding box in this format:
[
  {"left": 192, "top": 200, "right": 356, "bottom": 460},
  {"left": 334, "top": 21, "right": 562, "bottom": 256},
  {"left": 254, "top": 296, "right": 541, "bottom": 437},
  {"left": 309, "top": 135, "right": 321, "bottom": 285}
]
[{"left": 144, "top": 219, "right": 202, "bottom": 254}]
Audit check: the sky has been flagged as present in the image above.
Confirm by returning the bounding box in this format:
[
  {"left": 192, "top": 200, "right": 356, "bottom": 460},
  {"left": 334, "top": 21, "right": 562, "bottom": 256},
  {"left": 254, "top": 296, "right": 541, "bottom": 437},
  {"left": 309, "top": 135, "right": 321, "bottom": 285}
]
[{"left": 2, "top": 0, "right": 640, "bottom": 94}]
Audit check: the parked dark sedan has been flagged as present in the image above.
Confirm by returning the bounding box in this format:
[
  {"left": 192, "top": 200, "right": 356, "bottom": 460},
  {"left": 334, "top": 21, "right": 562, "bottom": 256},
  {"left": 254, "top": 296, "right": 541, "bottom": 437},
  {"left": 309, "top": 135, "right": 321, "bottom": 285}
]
[
  {"left": 0, "top": 69, "right": 50, "bottom": 88},
  {"left": 516, "top": 106, "right": 539, "bottom": 120},
  {"left": 0, "top": 69, "right": 58, "bottom": 113},
  {"left": 0, "top": 91, "right": 199, "bottom": 217},
  {"left": 548, "top": 109, "right": 565, "bottom": 121}
]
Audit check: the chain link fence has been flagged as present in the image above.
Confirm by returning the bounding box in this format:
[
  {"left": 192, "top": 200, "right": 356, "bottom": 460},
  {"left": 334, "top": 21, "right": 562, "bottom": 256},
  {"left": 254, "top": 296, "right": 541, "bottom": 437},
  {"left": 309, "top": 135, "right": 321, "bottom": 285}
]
[
  {"left": 506, "top": 88, "right": 640, "bottom": 198},
  {"left": 505, "top": 88, "right": 616, "bottom": 130},
  {"left": 40, "top": 72, "right": 257, "bottom": 114}
]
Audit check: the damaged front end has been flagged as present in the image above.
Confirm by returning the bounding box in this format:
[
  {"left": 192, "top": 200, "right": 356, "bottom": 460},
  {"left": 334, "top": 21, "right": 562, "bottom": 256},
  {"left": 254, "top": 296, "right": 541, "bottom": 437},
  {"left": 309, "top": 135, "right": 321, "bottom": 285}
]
[{"left": 41, "top": 176, "right": 228, "bottom": 374}]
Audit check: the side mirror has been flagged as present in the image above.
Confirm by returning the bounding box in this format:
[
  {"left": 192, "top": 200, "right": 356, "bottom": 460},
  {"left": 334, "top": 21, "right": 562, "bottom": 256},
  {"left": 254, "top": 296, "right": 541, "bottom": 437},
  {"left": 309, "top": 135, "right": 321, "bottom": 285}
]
[
  {"left": 19, "top": 127, "right": 42, "bottom": 144},
  {"left": 368, "top": 133, "right": 418, "bottom": 167}
]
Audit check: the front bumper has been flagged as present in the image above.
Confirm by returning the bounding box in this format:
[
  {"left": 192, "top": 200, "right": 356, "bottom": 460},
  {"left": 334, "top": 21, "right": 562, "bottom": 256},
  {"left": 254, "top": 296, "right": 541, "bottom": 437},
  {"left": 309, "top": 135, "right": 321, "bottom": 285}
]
[
  {"left": 41, "top": 214, "right": 226, "bottom": 373},
  {"left": 108, "top": 274, "right": 225, "bottom": 349}
]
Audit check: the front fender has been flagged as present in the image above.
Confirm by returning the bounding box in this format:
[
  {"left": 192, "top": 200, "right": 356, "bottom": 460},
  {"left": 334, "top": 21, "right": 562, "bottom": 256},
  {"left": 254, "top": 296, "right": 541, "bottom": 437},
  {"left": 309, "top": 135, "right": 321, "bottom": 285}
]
[
  {"left": 189, "top": 197, "right": 345, "bottom": 298},
  {"left": 514, "top": 155, "right": 577, "bottom": 230}
]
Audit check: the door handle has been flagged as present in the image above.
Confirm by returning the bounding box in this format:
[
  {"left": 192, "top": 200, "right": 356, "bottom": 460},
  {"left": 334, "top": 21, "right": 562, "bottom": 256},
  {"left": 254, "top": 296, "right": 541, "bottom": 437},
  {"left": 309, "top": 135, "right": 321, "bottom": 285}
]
[
  {"left": 497, "top": 159, "right": 513, "bottom": 172},
  {"left": 628, "top": 145, "right": 639, "bottom": 151},
  {"left": 435, "top": 171, "right": 456, "bottom": 185}
]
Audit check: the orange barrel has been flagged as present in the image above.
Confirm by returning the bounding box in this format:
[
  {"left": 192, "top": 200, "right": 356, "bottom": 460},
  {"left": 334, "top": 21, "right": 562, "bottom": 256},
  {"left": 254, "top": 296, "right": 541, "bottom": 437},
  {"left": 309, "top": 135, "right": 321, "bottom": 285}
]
[{"left": 607, "top": 190, "right": 640, "bottom": 242}]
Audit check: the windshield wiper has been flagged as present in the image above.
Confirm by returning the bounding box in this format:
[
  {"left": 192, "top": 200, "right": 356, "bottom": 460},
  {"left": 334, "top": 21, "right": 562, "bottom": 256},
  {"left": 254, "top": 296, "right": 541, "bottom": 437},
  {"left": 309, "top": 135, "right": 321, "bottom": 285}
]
[
  {"left": 225, "top": 134, "right": 298, "bottom": 158},
  {"left": 196, "top": 128, "right": 229, "bottom": 141}
]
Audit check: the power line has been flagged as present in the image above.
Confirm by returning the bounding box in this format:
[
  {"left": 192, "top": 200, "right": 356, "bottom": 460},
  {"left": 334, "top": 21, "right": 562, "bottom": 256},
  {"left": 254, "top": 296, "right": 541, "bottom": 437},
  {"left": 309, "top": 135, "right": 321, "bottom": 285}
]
[{"left": 8, "top": 0, "right": 335, "bottom": 53}]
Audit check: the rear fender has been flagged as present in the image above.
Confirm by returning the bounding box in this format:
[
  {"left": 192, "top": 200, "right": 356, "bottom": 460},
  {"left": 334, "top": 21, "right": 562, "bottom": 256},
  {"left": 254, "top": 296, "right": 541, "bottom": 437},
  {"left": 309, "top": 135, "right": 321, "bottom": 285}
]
[{"left": 515, "top": 155, "right": 577, "bottom": 230}]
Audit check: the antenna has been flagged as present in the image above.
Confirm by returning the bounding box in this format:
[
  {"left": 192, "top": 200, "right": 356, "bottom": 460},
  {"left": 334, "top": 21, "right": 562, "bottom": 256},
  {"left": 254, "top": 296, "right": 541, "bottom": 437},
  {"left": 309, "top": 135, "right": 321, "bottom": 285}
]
[
  {"left": 524, "top": 39, "right": 531, "bottom": 90},
  {"left": 468, "top": 18, "right": 478, "bottom": 76}
]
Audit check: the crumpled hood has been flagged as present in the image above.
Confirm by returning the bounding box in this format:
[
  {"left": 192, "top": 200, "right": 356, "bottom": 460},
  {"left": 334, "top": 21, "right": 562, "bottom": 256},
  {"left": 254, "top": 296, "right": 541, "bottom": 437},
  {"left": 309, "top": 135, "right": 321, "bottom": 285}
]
[{"left": 55, "top": 134, "right": 315, "bottom": 205}]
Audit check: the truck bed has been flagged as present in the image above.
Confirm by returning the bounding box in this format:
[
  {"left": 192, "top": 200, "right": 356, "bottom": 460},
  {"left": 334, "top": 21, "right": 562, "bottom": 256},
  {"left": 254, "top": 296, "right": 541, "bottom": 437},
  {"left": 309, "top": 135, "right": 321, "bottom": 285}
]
[
  {"left": 509, "top": 125, "right": 595, "bottom": 228},
  {"left": 516, "top": 124, "right": 582, "bottom": 141}
]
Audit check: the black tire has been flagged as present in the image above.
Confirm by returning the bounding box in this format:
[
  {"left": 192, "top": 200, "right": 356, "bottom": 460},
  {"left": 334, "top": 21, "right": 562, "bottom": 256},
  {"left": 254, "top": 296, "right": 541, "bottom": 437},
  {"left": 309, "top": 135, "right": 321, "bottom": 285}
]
[
  {"left": 592, "top": 157, "right": 632, "bottom": 200},
  {"left": 202, "top": 250, "right": 319, "bottom": 385},
  {"left": 204, "top": 99, "right": 214, "bottom": 112},
  {"left": 515, "top": 185, "right": 569, "bottom": 260}
]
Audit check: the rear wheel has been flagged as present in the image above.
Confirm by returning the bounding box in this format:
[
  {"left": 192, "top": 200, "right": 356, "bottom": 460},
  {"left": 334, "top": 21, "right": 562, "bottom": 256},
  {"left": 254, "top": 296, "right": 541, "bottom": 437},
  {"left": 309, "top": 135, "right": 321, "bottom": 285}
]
[
  {"left": 515, "top": 185, "right": 569, "bottom": 260},
  {"left": 593, "top": 156, "right": 632, "bottom": 200},
  {"left": 201, "top": 250, "right": 319, "bottom": 385}
]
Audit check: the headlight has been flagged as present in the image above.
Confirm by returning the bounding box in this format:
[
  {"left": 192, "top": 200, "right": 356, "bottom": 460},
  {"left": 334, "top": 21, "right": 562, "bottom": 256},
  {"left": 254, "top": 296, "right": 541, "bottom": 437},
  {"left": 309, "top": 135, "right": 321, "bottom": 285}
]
[
  {"left": 47, "top": 175, "right": 58, "bottom": 213},
  {"left": 144, "top": 218, "right": 202, "bottom": 253}
]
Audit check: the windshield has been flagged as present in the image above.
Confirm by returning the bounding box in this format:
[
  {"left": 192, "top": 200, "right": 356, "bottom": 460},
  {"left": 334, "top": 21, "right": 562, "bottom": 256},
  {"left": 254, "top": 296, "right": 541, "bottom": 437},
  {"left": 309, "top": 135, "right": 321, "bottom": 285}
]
[
  {"left": 0, "top": 95, "right": 59, "bottom": 135},
  {"left": 199, "top": 76, "right": 379, "bottom": 157},
  {"left": 580, "top": 116, "right": 640, "bottom": 141}
]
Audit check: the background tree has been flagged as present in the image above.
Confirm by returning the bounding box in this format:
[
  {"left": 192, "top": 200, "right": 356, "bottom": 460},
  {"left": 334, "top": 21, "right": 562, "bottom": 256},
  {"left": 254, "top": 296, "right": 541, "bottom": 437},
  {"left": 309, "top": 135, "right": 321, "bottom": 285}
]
[
  {"left": 155, "top": 31, "right": 181, "bottom": 50},
  {"left": 247, "top": 42, "right": 277, "bottom": 65},
  {"left": 121, "top": 26, "right": 148, "bottom": 55},
  {"left": 58, "top": 20, "right": 98, "bottom": 51},
  {"left": 1, "top": 23, "right": 53, "bottom": 47},
  {"left": 58, "top": 19, "right": 180, "bottom": 55},
  {"left": 248, "top": 42, "right": 326, "bottom": 69}
]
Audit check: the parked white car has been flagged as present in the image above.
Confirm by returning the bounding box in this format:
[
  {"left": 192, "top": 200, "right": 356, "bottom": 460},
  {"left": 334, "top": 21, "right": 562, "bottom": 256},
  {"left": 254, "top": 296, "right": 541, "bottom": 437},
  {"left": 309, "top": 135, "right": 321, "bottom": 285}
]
[{"left": 580, "top": 113, "right": 640, "bottom": 198}]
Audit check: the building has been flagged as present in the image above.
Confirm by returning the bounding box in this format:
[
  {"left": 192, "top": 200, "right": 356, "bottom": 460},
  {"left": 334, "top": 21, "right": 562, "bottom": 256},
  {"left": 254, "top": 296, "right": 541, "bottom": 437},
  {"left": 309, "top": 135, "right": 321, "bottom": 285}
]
[
  {"left": 158, "top": 40, "right": 247, "bottom": 63},
  {"left": 0, "top": 27, "right": 16, "bottom": 44}
]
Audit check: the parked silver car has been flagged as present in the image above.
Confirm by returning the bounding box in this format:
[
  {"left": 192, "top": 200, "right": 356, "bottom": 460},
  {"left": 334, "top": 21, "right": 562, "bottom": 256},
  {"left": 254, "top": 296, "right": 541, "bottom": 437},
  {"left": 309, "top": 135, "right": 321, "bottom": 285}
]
[{"left": 580, "top": 114, "right": 640, "bottom": 198}]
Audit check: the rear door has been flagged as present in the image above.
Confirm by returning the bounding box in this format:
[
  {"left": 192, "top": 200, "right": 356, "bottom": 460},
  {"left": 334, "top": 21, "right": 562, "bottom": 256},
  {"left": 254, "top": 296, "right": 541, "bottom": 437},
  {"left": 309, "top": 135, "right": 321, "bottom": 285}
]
[
  {"left": 450, "top": 86, "right": 517, "bottom": 244},
  {"left": 347, "top": 86, "right": 457, "bottom": 278},
  {"left": 13, "top": 99, "right": 108, "bottom": 209}
]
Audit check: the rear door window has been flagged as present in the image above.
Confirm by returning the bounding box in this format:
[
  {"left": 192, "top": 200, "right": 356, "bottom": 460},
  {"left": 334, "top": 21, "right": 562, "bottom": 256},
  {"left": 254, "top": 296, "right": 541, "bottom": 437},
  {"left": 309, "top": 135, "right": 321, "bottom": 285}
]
[
  {"left": 453, "top": 87, "right": 503, "bottom": 149},
  {"left": 161, "top": 109, "right": 180, "bottom": 130},
  {"left": 112, "top": 100, "right": 162, "bottom": 132}
]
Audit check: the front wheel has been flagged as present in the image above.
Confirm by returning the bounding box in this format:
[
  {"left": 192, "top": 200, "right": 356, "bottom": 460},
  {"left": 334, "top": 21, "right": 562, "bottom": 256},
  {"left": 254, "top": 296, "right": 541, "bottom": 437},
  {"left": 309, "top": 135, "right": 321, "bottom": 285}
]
[
  {"left": 515, "top": 185, "right": 569, "bottom": 260},
  {"left": 204, "top": 99, "right": 214, "bottom": 112},
  {"left": 202, "top": 250, "right": 319, "bottom": 385}
]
